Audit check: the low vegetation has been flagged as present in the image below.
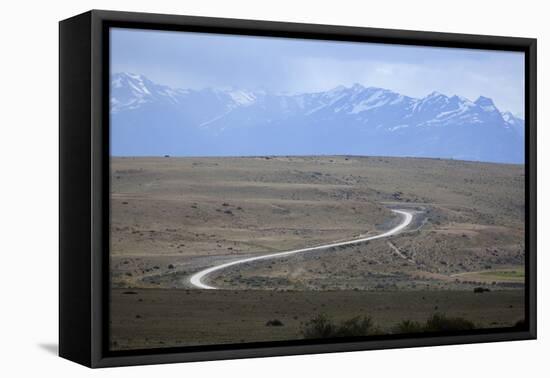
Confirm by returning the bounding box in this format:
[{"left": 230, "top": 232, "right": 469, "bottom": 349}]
[
  {"left": 423, "top": 313, "right": 476, "bottom": 332},
  {"left": 393, "top": 319, "right": 425, "bottom": 334},
  {"left": 302, "top": 313, "right": 476, "bottom": 339},
  {"left": 265, "top": 319, "right": 284, "bottom": 327},
  {"left": 301, "top": 314, "right": 376, "bottom": 339},
  {"left": 473, "top": 287, "right": 491, "bottom": 293}
]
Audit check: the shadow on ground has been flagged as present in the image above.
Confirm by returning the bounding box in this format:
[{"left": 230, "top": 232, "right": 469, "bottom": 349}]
[{"left": 38, "top": 343, "right": 58, "bottom": 355}]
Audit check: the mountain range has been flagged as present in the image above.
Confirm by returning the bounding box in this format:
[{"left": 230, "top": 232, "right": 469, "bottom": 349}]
[{"left": 110, "top": 72, "right": 525, "bottom": 163}]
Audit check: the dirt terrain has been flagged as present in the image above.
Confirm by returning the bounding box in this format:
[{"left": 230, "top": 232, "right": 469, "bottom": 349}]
[
  {"left": 110, "top": 288, "right": 525, "bottom": 350},
  {"left": 110, "top": 156, "right": 525, "bottom": 350}
]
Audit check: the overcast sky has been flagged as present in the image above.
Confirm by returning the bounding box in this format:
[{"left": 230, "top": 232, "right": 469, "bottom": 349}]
[{"left": 111, "top": 27, "right": 525, "bottom": 116}]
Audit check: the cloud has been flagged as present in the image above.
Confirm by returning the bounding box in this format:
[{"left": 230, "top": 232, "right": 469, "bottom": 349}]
[
  {"left": 283, "top": 55, "right": 524, "bottom": 114},
  {"left": 111, "top": 28, "right": 525, "bottom": 115}
]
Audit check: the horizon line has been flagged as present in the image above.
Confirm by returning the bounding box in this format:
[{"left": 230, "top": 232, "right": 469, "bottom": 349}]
[{"left": 110, "top": 154, "right": 525, "bottom": 166}]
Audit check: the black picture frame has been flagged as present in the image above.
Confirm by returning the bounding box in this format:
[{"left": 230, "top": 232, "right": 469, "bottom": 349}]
[{"left": 59, "top": 9, "right": 537, "bottom": 368}]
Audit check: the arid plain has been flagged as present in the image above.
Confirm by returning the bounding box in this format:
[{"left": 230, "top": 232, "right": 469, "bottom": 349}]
[{"left": 110, "top": 156, "right": 525, "bottom": 350}]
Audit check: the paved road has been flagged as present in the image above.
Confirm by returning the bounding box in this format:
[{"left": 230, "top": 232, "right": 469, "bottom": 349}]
[{"left": 189, "top": 209, "right": 414, "bottom": 290}]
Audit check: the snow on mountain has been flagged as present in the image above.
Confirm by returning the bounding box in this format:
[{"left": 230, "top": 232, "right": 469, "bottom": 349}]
[
  {"left": 110, "top": 73, "right": 525, "bottom": 163},
  {"left": 227, "top": 90, "right": 257, "bottom": 106},
  {"left": 501, "top": 111, "right": 525, "bottom": 139},
  {"left": 475, "top": 96, "right": 499, "bottom": 112}
]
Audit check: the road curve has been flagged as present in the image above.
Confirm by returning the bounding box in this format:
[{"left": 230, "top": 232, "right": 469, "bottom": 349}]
[{"left": 189, "top": 209, "right": 414, "bottom": 290}]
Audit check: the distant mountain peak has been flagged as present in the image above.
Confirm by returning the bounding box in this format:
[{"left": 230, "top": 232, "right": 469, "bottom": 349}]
[
  {"left": 450, "top": 94, "right": 470, "bottom": 102},
  {"left": 502, "top": 111, "right": 513, "bottom": 120},
  {"left": 326, "top": 85, "right": 347, "bottom": 94},
  {"left": 501, "top": 111, "right": 525, "bottom": 134},
  {"left": 227, "top": 89, "right": 257, "bottom": 106},
  {"left": 502, "top": 111, "right": 524, "bottom": 122},
  {"left": 110, "top": 73, "right": 523, "bottom": 163},
  {"left": 122, "top": 72, "right": 142, "bottom": 79},
  {"left": 112, "top": 72, "right": 151, "bottom": 86},
  {"left": 427, "top": 91, "right": 445, "bottom": 98},
  {"left": 474, "top": 96, "right": 500, "bottom": 114},
  {"left": 475, "top": 95, "right": 495, "bottom": 106}
]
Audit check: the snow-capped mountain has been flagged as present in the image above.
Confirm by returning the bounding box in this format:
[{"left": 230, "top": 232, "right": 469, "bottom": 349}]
[
  {"left": 110, "top": 72, "right": 525, "bottom": 163},
  {"left": 501, "top": 111, "right": 525, "bottom": 139}
]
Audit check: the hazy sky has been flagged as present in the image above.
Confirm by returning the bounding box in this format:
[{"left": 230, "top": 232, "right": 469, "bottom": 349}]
[{"left": 111, "top": 27, "right": 525, "bottom": 116}]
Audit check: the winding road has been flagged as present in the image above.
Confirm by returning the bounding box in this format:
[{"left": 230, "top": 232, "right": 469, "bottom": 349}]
[{"left": 189, "top": 209, "right": 414, "bottom": 290}]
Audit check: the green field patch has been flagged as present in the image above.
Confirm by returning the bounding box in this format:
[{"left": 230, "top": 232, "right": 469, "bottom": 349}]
[{"left": 479, "top": 269, "right": 524, "bottom": 281}]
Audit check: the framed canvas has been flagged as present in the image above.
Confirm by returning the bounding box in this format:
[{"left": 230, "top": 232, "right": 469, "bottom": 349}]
[{"left": 59, "top": 10, "right": 537, "bottom": 368}]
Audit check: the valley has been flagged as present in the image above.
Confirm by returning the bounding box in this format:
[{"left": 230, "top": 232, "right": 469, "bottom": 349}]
[{"left": 110, "top": 155, "right": 525, "bottom": 350}]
